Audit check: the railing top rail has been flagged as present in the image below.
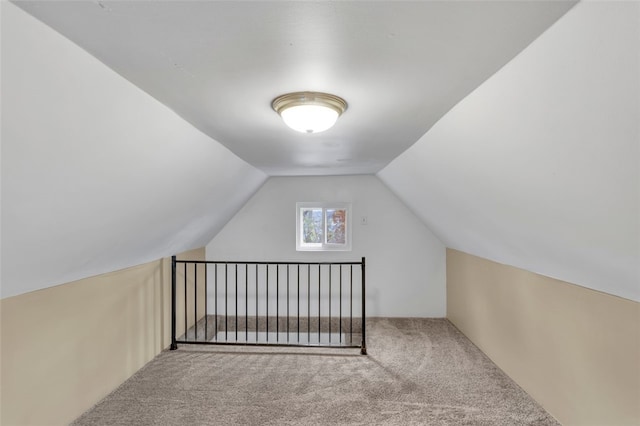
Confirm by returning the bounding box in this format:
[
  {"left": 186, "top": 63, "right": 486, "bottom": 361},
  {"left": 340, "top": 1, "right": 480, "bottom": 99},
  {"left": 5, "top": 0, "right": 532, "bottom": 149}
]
[{"left": 173, "top": 259, "right": 364, "bottom": 266}]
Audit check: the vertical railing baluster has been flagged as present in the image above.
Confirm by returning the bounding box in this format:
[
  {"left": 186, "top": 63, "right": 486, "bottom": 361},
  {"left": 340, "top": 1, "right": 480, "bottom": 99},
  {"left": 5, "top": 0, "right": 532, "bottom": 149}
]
[
  {"left": 266, "top": 264, "right": 269, "bottom": 342},
  {"left": 350, "top": 264, "right": 353, "bottom": 345},
  {"left": 286, "top": 265, "right": 290, "bottom": 342},
  {"left": 245, "top": 264, "right": 248, "bottom": 342},
  {"left": 318, "top": 264, "right": 321, "bottom": 344},
  {"left": 205, "top": 264, "right": 208, "bottom": 341},
  {"left": 361, "top": 257, "right": 367, "bottom": 355},
  {"left": 307, "top": 265, "right": 310, "bottom": 343},
  {"left": 255, "top": 264, "right": 258, "bottom": 342},
  {"left": 297, "top": 264, "right": 300, "bottom": 343},
  {"left": 214, "top": 264, "right": 218, "bottom": 341},
  {"left": 235, "top": 264, "right": 238, "bottom": 341},
  {"left": 194, "top": 263, "right": 198, "bottom": 341},
  {"left": 276, "top": 264, "right": 279, "bottom": 341},
  {"left": 184, "top": 263, "right": 187, "bottom": 341},
  {"left": 225, "top": 263, "right": 228, "bottom": 341},
  {"left": 339, "top": 265, "right": 342, "bottom": 344},
  {"left": 329, "top": 264, "right": 332, "bottom": 343},
  {"left": 170, "top": 256, "right": 177, "bottom": 350}
]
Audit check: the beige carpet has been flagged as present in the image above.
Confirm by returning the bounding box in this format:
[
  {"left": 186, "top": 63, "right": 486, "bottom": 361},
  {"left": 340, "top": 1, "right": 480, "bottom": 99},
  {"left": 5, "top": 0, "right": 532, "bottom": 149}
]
[{"left": 72, "top": 318, "right": 558, "bottom": 425}]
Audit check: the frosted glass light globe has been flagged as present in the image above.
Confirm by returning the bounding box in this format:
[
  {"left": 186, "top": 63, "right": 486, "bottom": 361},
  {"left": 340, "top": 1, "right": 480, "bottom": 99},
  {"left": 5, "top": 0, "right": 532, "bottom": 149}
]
[{"left": 280, "top": 104, "right": 340, "bottom": 133}]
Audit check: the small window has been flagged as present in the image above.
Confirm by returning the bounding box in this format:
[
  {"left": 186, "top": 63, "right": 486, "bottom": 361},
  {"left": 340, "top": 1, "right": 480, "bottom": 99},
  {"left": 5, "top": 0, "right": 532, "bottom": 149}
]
[{"left": 296, "top": 202, "right": 352, "bottom": 251}]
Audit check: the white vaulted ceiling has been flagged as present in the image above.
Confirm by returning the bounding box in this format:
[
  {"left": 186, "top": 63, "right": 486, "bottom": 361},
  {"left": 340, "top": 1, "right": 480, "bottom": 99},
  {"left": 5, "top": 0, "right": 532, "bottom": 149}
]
[
  {"left": 3, "top": 0, "right": 637, "bottom": 304},
  {"left": 13, "top": 0, "right": 576, "bottom": 175},
  {"left": 1, "top": 2, "right": 267, "bottom": 298}
]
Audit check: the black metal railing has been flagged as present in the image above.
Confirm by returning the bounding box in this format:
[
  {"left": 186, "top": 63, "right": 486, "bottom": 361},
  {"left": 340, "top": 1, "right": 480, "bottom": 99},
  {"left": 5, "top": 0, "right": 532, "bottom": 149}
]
[{"left": 170, "top": 257, "right": 366, "bottom": 354}]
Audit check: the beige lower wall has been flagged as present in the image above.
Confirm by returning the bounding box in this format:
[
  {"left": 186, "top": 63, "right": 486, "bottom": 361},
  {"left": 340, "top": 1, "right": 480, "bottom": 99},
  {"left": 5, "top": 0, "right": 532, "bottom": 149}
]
[
  {"left": 0, "top": 247, "right": 205, "bottom": 426},
  {"left": 447, "top": 249, "right": 640, "bottom": 426}
]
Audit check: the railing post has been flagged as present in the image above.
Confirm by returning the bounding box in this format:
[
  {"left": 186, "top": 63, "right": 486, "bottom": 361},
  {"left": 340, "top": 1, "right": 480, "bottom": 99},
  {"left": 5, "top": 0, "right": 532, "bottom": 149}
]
[
  {"left": 170, "top": 255, "right": 178, "bottom": 350},
  {"left": 360, "top": 257, "right": 367, "bottom": 355}
]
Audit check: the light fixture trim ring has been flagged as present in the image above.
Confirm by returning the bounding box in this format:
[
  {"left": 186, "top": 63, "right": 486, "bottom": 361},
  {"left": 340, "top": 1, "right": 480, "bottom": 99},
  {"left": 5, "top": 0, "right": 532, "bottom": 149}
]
[{"left": 271, "top": 91, "right": 348, "bottom": 117}]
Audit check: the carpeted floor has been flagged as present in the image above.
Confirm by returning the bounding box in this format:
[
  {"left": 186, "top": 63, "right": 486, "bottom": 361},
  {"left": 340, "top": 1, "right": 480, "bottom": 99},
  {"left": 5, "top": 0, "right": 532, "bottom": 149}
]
[{"left": 72, "top": 318, "right": 558, "bottom": 425}]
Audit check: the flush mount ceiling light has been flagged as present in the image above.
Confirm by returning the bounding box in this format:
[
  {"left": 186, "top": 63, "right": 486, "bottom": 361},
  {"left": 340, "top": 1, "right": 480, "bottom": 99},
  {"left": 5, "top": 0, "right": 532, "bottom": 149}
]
[{"left": 272, "top": 92, "right": 347, "bottom": 134}]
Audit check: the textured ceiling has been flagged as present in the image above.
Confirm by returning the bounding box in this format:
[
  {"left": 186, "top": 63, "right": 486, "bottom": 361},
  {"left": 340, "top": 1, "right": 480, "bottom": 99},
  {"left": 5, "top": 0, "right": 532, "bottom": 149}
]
[{"left": 14, "top": 0, "right": 576, "bottom": 175}]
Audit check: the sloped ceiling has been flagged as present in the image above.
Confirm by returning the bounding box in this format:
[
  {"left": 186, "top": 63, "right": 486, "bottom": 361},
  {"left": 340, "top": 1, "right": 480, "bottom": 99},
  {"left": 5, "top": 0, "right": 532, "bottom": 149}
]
[
  {"left": 12, "top": 0, "right": 576, "bottom": 175},
  {"left": 379, "top": 1, "right": 640, "bottom": 301},
  {"left": 1, "top": 2, "right": 266, "bottom": 298},
  {"left": 5, "top": 1, "right": 636, "bottom": 303}
]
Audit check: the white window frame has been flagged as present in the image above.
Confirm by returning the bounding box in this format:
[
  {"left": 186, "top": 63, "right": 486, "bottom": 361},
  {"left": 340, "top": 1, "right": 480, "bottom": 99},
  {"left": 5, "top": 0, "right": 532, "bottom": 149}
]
[{"left": 296, "top": 202, "right": 352, "bottom": 251}]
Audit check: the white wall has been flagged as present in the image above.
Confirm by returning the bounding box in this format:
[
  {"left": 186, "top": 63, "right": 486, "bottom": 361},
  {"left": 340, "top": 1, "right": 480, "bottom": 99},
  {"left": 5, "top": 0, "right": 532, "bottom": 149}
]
[
  {"left": 1, "top": 2, "right": 267, "bottom": 298},
  {"left": 379, "top": 1, "right": 639, "bottom": 301},
  {"left": 206, "top": 175, "right": 446, "bottom": 317}
]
